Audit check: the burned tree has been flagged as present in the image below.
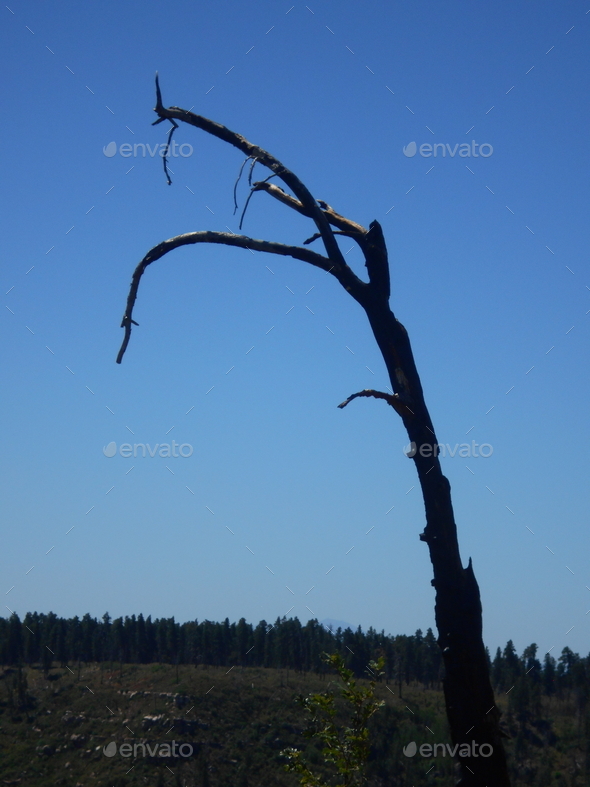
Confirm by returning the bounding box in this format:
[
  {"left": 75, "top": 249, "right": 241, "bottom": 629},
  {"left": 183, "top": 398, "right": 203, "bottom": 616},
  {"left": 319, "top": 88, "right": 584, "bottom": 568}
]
[{"left": 117, "top": 75, "right": 510, "bottom": 786}]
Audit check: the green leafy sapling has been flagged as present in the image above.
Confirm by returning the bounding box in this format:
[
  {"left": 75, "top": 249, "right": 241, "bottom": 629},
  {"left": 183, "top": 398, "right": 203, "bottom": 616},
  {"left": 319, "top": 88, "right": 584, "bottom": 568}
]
[{"left": 282, "top": 652, "right": 385, "bottom": 787}]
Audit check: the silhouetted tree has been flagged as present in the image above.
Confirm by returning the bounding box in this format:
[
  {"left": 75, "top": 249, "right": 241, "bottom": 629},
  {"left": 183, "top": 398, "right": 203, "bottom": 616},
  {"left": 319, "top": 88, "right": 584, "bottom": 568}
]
[{"left": 113, "top": 75, "right": 511, "bottom": 784}]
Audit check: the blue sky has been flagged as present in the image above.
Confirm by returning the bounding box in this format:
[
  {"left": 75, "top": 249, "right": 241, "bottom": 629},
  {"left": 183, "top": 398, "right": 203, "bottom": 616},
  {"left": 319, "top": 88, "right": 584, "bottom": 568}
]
[{"left": 1, "top": 0, "right": 589, "bottom": 658}]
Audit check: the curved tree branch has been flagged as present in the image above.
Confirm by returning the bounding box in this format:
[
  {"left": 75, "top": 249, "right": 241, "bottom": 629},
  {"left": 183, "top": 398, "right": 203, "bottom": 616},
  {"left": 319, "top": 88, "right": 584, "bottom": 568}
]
[
  {"left": 117, "top": 230, "right": 368, "bottom": 364},
  {"left": 337, "top": 388, "right": 414, "bottom": 418}
]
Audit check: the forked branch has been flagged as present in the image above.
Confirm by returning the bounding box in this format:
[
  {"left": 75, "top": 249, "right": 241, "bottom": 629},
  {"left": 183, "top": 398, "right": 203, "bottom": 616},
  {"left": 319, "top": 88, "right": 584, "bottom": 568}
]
[
  {"left": 153, "top": 73, "right": 346, "bottom": 268},
  {"left": 117, "top": 75, "right": 387, "bottom": 365}
]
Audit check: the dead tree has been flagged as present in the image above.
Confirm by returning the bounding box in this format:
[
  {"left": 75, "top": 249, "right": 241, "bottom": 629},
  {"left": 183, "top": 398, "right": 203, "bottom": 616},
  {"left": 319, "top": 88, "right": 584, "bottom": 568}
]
[{"left": 116, "top": 76, "right": 510, "bottom": 786}]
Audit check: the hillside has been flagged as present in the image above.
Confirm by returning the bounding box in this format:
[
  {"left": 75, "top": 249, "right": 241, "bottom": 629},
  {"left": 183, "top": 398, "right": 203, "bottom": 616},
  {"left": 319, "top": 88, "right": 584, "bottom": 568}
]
[{"left": 1, "top": 660, "right": 588, "bottom": 786}]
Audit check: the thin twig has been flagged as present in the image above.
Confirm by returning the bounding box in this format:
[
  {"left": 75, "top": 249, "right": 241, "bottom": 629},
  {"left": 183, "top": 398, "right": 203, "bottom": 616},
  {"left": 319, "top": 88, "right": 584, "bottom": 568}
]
[
  {"left": 247, "top": 157, "right": 258, "bottom": 186},
  {"left": 162, "top": 119, "right": 179, "bottom": 185},
  {"left": 238, "top": 174, "right": 277, "bottom": 230},
  {"left": 233, "top": 156, "right": 253, "bottom": 214}
]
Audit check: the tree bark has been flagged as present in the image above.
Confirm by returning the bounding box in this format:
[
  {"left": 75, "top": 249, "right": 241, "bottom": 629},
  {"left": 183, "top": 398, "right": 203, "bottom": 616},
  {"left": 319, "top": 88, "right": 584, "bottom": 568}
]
[
  {"left": 353, "top": 222, "right": 510, "bottom": 786},
  {"left": 117, "top": 77, "right": 511, "bottom": 785}
]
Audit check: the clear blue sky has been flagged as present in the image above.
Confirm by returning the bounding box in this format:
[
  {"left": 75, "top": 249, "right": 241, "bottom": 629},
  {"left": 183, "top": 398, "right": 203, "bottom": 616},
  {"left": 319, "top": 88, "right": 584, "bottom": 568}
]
[{"left": 2, "top": 0, "right": 589, "bottom": 658}]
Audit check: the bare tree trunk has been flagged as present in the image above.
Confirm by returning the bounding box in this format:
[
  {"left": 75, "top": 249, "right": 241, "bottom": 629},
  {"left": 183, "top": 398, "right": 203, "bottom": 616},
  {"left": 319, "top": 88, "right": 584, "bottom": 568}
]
[
  {"left": 355, "top": 226, "right": 510, "bottom": 784},
  {"left": 116, "top": 76, "right": 511, "bottom": 785}
]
